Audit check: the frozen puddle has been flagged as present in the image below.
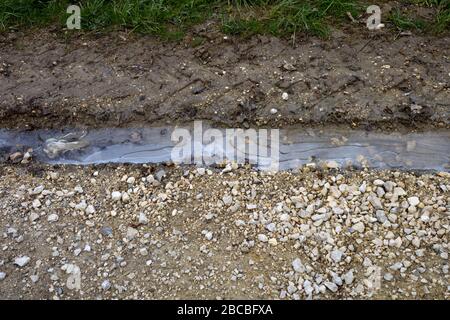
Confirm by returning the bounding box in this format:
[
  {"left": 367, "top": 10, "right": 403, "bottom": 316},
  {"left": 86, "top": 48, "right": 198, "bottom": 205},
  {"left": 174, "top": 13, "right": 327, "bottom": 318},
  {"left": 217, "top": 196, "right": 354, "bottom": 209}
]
[{"left": 0, "top": 125, "right": 449, "bottom": 171}]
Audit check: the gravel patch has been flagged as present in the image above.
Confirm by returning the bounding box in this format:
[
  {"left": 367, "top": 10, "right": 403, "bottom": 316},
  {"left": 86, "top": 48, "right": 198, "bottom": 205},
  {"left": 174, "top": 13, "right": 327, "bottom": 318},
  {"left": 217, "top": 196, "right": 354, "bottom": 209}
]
[{"left": 0, "top": 163, "right": 448, "bottom": 299}]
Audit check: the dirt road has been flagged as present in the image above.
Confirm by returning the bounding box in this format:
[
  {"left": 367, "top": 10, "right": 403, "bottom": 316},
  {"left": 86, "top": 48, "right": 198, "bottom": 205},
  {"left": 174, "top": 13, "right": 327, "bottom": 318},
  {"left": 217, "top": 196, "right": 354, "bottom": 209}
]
[{"left": 0, "top": 28, "right": 449, "bottom": 130}]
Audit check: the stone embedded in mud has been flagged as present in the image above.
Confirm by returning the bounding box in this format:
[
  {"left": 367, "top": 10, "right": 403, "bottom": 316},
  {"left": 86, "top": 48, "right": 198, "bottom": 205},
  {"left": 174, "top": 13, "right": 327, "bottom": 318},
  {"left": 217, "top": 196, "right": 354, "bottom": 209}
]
[
  {"left": 325, "top": 161, "right": 339, "bottom": 169},
  {"left": 368, "top": 195, "right": 383, "bottom": 210},
  {"left": 30, "top": 185, "right": 44, "bottom": 195},
  {"left": 75, "top": 200, "right": 87, "bottom": 211},
  {"left": 47, "top": 213, "right": 59, "bottom": 222},
  {"left": 138, "top": 212, "right": 148, "bottom": 225},
  {"left": 343, "top": 270, "right": 354, "bottom": 285},
  {"left": 292, "top": 258, "right": 305, "bottom": 273},
  {"left": 126, "top": 227, "right": 138, "bottom": 240},
  {"left": 258, "top": 234, "right": 268, "bottom": 242},
  {"left": 373, "top": 179, "right": 384, "bottom": 186},
  {"left": 100, "top": 226, "right": 113, "bottom": 237},
  {"left": 32, "top": 199, "right": 41, "bottom": 209},
  {"left": 324, "top": 281, "right": 338, "bottom": 293},
  {"left": 121, "top": 192, "right": 131, "bottom": 203},
  {"left": 330, "top": 250, "right": 343, "bottom": 263},
  {"left": 352, "top": 222, "right": 365, "bottom": 233},
  {"left": 7, "top": 227, "right": 17, "bottom": 238},
  {"left": 204, "top": 230, "right": 213, "bottom": 241},
  {"left": 29, "top": 212, "right": 40, "bottom": 222},
  {"left": 407, "top": 196, "right": 420, "bottom": 207},
  {"left": 376, "top": 210, "right": 387, "bottom": 223},
  {"left": 111, "top": 191, "right": 121, "bottom": 201},
  {"left": 101, "top": 280, "right": 111, "bottom": 291},
  {"left": 30, "top": 275, "right": 39, "bottom": 283},
  {"left": 282, "top": 62, "right": 297, "bottom": 71},
  {"left": 14, "top": 256, "right": 30, "bottom": 267},
  {"left": 393, "top": 187, "right": 407, "bottom": 197},
  {"left": 86, "top": 205, "right": 96, "bottom": 215},
  {"left": 222, "top": 195, "right": 233, "bottom": 206},
  {"left": 155, "top": 169, "right": 166, "bottom": 182}
]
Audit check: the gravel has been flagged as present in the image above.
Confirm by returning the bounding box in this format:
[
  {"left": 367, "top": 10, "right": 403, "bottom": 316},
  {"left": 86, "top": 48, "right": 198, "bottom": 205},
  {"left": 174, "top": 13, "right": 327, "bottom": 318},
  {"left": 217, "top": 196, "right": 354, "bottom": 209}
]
[
  {"left": 258, "top": 234, "right": 268, "bottom": 242},
  {"left": 47, "top": 213, "right": 59, "bottom": 222},
  {"left": 292, "top": 258, "right": 304, "bottom": 273},
  {"left": 138, "top": 212, "right": 148, "bottom": 225},
  {"left": 0, "top": 163, "right": 448, "bottom": 300},
  {"left": 408, "top": 196, "right": 420, "bottom": 207},
  {"left": 14, "top": 256, "right": 30, "bottom": 267},
  {"left": 111, "top": 191, "right": 122, "bottom": 201},
  {"left": 384, "top": 273, "right": 394, "bottom": 281},
  {"left": 343, "top": 270, "right": 354, "bottom": 285},
  {"left": 330, "top": 250, "right": 344, "bottom": 263},
  {"left": 86, "top": 205, "right": 96, "bottom": 215},
  {"left": 324, "top": 281, "right": 339, "bottom": 293},
  {"left": 352, "top": 221, "right": 365, "bottom": 233},
  {"left": 101, "top": 280, "right": 111, "bottom": 291}
]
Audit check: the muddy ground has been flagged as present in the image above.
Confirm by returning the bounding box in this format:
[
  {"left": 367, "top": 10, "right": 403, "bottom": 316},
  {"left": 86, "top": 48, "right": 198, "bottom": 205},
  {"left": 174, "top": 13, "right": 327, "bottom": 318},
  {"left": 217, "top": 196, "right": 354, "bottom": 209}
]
[{"left": 0, "top": 25, "right": 449, "bottom": 131}]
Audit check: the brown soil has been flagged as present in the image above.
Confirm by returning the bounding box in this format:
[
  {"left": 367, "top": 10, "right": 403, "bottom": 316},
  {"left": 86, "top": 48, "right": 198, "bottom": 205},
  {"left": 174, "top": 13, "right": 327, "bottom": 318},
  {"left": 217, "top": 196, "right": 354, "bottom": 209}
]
[{"left": 0, "top": 26, "right": 448, "bottom": 131}]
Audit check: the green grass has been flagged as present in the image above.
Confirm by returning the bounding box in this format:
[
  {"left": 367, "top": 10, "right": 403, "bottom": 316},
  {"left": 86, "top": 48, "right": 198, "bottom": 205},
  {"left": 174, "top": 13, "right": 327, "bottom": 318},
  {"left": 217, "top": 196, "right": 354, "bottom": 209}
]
[
  {"left": 0, "top": 0, "right": 69, "bottom": 29},
  {"left": 221, "top": 0, "right": 364, "bottom": 37},
  {"left": 389, "top": 0, "right": 450, "bottom": 33},
  {"left": 0, "top": 0, "right": 218, "bottom": 39},
  {"left": 434, "top": 1, "right": 450, "bottom": 33},
  {"left": 0, "top": 0, "right": 448, "bottom": 38},
  {"left": 389, "top": 9, "right": 427, "bottom": 31}
]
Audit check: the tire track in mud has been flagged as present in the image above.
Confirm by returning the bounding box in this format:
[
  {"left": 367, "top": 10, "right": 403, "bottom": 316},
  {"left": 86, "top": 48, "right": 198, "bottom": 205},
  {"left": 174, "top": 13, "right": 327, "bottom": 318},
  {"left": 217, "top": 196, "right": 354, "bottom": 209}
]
[{"left": 0, "top": 29, "right": 449, "bottom": 130}]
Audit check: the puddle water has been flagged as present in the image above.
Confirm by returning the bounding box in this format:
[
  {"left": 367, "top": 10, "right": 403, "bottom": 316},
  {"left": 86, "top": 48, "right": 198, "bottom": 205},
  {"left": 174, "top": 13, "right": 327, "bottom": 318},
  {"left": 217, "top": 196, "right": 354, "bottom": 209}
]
[{"left": 0, "top": 124, "right": 449, "bottom": 171}]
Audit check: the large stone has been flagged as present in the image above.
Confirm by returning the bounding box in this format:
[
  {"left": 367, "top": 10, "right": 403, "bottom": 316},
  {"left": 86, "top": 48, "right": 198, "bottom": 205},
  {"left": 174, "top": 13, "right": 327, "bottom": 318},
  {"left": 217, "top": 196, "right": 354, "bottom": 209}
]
[
  {"left": 368, "top": 195, "right": 383, "bottom": 210},
  {"left": 352, "top": 222, "right": 365, "bottom": 233},
  {"left": 292, "top": 258, "right": 305, "bottom": 273},
  {"left": 407, "top": 196, "right": 420, "bottom": 207},
  {"left": 331, "top": 249, "right": 343, "bottom": 263},
  {"left": 14, "top": 256, "right": 30, "bottom": 267}
]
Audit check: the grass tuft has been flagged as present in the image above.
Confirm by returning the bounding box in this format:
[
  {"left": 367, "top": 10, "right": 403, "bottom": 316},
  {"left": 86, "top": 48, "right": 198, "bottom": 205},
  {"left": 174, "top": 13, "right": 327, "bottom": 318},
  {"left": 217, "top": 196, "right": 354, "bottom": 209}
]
[{"left": 389, "top": 0, "right": 449, "bottom": 33}]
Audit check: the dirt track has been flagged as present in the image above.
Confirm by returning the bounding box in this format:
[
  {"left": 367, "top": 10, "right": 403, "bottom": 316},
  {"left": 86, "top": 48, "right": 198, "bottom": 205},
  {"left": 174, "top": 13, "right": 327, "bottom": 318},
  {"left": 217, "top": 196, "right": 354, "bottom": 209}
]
[{"left": 0, "top": 27, "right": 449, "bottom": 130}]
